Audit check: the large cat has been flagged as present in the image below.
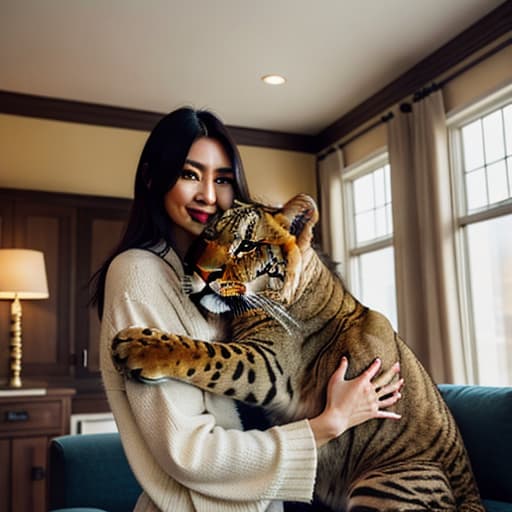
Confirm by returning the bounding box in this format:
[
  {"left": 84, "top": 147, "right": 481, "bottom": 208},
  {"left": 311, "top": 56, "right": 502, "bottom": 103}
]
[{"left": 112, "top": 194, "right": 483, "bottom": 511}]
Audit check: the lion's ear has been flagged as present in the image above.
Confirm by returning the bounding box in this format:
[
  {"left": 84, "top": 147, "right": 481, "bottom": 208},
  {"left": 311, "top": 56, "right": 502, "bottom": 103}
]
[{"left": 277, "top": 194, "right": 319, "bottom": 249}]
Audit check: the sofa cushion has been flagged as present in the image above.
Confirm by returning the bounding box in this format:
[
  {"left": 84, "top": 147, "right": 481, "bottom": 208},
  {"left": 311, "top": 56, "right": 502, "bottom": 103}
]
[
  {"left": 51, "top": 509, "right": 107, "bottom": 512},
  {"left": 49, "top": 433, "right": 141, "bottom": 512},
  {"left": 482, "top": 499, "right": 512, "bottom": 512},
  {"left": 438, "top": 384, "right": 512, "bottom": 503}
]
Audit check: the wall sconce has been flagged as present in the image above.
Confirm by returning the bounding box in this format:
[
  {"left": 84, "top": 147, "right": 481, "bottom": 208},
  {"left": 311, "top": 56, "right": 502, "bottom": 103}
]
[{"left": 0, "top": 249, "right": 49, "bottom": 388}]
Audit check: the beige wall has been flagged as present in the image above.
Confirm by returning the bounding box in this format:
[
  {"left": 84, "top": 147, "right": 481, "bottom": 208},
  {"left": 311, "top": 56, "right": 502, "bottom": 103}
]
[
  {"left": 342, "top": 41, "right": 511, "bottom": 167},
  {"left": 0, "top": 114, "right": 316, "bottom": 203},
  {"left": 239, "top": 146, "right": 316, "bottom": 205},
  {"left": 0, "top": 39, "right": 508, "bottom": 194}
]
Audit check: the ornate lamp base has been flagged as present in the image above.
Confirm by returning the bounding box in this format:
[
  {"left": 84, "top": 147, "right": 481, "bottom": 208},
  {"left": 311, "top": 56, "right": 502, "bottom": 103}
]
[{"left": 8, "top": 296, "right": 22, "bottom": 388}]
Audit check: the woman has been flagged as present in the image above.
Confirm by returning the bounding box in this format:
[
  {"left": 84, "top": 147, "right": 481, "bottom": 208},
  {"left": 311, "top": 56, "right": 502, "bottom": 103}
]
[{"left": 93, "top": 107, "right": 403, "bottom": 512}]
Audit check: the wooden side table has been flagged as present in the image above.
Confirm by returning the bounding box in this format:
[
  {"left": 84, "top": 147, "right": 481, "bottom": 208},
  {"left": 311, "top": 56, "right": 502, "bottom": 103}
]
[{"left": 0, "top": 387, "right": 75, "bottom": 512}]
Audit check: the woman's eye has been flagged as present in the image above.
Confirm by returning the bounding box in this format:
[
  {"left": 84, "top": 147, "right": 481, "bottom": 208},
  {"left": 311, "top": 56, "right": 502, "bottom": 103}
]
[
  {"left": 181, "top": 169, "right": 199, "bottom": 181},
  {"left": 215, "top": 176, "right": 235, "bottom": 186}
]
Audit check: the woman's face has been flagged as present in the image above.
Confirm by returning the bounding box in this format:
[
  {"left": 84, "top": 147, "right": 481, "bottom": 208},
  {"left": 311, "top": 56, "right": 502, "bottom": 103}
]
[{"left": 165, "top": 137, "right": 235, "bottom": 249}]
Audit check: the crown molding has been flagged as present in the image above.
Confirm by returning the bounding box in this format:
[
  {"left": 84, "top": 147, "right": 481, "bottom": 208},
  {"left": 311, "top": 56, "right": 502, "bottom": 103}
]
[
  {"left": 0, "top": 90, "right": 316, "bottom": 153},
  {"left": 315, "top": 1, "right": 511, "bottom": 151}
]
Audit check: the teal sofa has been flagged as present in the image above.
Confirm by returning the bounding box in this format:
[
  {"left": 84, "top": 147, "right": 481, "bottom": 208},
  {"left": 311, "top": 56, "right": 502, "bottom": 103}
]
[{"left": 48, "top": 385, "right": 512, "bottom": 512}]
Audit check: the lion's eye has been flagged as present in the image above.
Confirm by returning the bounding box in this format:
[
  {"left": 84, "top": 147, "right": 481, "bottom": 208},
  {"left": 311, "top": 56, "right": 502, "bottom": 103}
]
[{"left": 233, "top": 239, "right": 259, "bottom": 257}]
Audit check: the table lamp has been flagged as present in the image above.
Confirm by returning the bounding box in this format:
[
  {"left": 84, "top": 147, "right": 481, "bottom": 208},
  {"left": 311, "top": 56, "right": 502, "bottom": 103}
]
[{"left": 0, "top": 249, "right": 49, "bottom": 388}]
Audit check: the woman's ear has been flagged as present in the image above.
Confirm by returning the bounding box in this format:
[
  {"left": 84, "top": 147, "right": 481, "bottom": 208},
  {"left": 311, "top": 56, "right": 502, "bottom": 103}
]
[{"left": 277, "top": 194, "right": 319, "bottom": 250}]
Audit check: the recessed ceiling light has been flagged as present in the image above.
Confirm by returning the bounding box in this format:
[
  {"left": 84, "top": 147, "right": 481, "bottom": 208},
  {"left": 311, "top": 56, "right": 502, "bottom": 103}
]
[{"left": 261, "top": 74, "right": 287, "bottom": 85}]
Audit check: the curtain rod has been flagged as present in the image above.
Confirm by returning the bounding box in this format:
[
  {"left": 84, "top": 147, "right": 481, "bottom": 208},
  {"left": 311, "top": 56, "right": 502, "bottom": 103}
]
[
  {"left": 400, "top": 37, "right": 511, "bottom": 111},
  {"left": 317, "top": 112, "right": 394, "bottom": 161},
  {"left": 318, "top": 37, "right": 511, "bottom": 158}
]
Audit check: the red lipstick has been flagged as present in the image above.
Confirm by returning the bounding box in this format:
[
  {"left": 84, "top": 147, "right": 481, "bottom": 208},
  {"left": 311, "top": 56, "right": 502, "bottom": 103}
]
[{"left": 187, "top": 209, "right": 212, "bottom": 224}]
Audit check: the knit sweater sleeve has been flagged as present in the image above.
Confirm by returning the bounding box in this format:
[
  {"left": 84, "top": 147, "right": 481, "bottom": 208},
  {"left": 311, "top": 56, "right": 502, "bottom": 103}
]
[{"left": 100, "top": 249, "right": 317, "bottom": 510}]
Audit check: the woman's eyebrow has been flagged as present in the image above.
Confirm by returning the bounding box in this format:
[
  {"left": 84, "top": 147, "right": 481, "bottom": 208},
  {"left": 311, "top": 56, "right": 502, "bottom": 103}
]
[
  {"left": 184, "top": 158, "right": 205, "bottom": 171},
  {"left": 185, "top": 159, "right": 233, "bottom": 174}
]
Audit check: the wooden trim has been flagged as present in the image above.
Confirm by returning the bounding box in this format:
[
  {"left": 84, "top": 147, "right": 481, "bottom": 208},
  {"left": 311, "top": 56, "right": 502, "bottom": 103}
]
[
  {"left": 226, "top": 125, "right": 316, "bottom": 153},
  {"left": 0, "top": 187, "right": 132, "bottom": 210},
  {"left": 71, "top": 391, "right": 110, "bottom": 415},
  {"left": 315, "top": 1, "right": 511, "bottom": 151},
  {"left": 0, "top": 91, "right": 316, "bottom": 153}
]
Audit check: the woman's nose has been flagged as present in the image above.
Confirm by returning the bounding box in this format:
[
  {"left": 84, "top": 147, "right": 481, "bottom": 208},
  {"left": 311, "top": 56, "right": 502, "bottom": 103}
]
[{"left": 197, "top": 178, "right": 216, "bottom": 205}]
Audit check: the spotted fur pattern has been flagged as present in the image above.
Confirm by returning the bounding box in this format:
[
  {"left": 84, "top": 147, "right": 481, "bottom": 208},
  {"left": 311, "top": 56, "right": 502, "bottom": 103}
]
[{"left": 112, "top": 194, "right": 484, "bottom": 511}]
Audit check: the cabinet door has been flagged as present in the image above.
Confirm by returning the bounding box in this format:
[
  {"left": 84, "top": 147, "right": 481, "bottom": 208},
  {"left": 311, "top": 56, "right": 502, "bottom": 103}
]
[
  {"left": 0, "top": 201, "right": 14, "bottom": 382},
  {"left": 0, "top": 200, "right": 13, "bottom": 247},
  {"left": 13, "top": 201, "right": 76, "bottom": 379},
  {"left": 11, "top": 436, "right": 48, "bottom": 512},
  {"left": 0, "top": 439, "right": 10, "bottom": 512},
  {"left": 75, "top": 207, "right": 128, "bottom": 377}
]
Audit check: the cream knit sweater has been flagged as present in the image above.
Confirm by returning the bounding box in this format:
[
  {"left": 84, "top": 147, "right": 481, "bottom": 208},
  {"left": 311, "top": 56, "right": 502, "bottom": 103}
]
[{"left": 100, "top": 247, "right": 317, "bottom": 512}]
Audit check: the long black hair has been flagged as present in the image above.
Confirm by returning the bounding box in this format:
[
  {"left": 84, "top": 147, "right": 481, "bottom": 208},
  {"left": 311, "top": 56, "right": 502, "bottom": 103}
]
[{"left": 90, "top": 107, "right": 251, "bottom": 318}]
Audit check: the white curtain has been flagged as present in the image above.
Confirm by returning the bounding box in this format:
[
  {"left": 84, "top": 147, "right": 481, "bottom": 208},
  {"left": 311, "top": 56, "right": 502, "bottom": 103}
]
[
  {"left": 317, "top": 148, "right": 345, "bottom": 272},
  {"left": 388, "top": 90, "right": 468, "bottom": 383}
]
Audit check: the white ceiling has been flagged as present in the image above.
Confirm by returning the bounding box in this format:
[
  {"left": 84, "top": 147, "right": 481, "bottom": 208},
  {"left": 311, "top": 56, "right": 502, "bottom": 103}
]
[{"left": 0, "top": 0, "right": 504, "bottom": 136}]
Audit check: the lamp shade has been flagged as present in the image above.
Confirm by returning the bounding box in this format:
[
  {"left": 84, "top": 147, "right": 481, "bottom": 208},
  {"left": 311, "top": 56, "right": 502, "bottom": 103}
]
[{"left": 0, "top": 249, "right": 49, "bottom": 299}]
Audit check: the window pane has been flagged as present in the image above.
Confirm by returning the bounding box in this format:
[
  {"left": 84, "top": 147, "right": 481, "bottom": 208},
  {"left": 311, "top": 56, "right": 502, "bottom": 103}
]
[
  {"left": 351, "top": 164, "right": 392, "bottom": 246},
  {"left": 375, "top": 206, "right": 388, "bottom": 238},
  {"left": 374, "top": 167, "right": 385, "bottom": 206},
  {"left": 487, "top": 160, "right": 509, "bottom": 205},
  {"left": 465, "top": 168, "right": 487, "bottom": 211},
  {"left": 508, "top": 157, "right": 512, "bottom": 196},
  {"left": 462, "top": 120, "right": 484, "bottom": 171},
  {"left": 483, "top": 110, "right": 505, "bottom": 163},
  {"left": 355, "top": 211, "right": 375, "bottom": 244},
  {"left": 384, "top": 164, "right": 392, "bottom": 202},
  {"left": 504, "top": 104, "right": 512, "bottom": 155},
  {"left": 466, "top": 214, "right": 512, "bottom": 386},
  {"left": 353, "top": 174, "right": 373, "bottom": 213},
  {"left": 355, "top": 247, "right": 397, "bottom": 330},
  {"left": 386, "top": 204, "right": 393, "bottom": 234}
]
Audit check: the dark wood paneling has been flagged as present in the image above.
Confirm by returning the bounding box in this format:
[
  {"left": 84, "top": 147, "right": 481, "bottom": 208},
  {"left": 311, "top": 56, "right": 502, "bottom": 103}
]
[
  {"left": 0, "top": 91, "right": 162, "bottom": 132},
  {"left": 0, "top": 389, "right": 74, "bottom": 512},
  {"left": 0, "top": 203, "right": 14, "bottom": 380},
  {"left": 11, "top": 437, "right": 47, "bottom": 512},
  {"left": 13, "top": 202, "right": 75, "bottom": 378},
  {"left": 0, "top": 188, "right": 131, "bottom": 409},
  {"left": 72, "top": 391, "right": 110, "bottom": 415},
  {"left": 0, "top": 439, "right": 10, "bottom": 512},
  {"left": 75, "top": 208, "right": 129, "bottom": 378}
]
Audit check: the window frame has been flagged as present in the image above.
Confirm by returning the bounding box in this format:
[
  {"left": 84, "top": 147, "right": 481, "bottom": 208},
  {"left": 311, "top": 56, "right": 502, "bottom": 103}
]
[
  {"left": 447, "top": 84, "right": 512, "bottom": 384},
  {"left": 342, "top": 149, "right": 395, "bottom": 304}
]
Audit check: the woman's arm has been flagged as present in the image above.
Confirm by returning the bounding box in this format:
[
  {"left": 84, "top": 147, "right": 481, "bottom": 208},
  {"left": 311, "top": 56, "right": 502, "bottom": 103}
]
[
  {"left": 101, "top": 250, "right": 317, "bottom": 507},
  {"left": 102, "top": 250, "right": 402, "bottom": 508}
]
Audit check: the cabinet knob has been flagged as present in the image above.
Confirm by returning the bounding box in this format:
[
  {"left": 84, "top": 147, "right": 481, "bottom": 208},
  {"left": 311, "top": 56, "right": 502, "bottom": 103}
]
[
  {"left": 31, "top": 466, "right": 46, "bottom": 481},
  {"left": 82, "top": 348, "right": 88, "bottom": 368}
]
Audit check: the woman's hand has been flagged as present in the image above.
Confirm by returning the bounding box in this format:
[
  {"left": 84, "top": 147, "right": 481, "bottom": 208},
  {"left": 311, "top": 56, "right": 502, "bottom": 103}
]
[{"left": 309, "top": 358, "right": 403, "bottom": 448}]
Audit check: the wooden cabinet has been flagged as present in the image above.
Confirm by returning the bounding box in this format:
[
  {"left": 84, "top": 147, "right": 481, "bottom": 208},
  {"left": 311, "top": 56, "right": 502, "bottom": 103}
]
[
  {"left": 0, "top": 188, "right": 131, "bottom": 404},
  {"left": 12, "top": 200, "right": 76, "bottom": 380},
  {"left": 75, "top": 207, "right": 128, "bottom": 378},
  {"left": 0, "top": 388, "right": 74, "bottom": 512}
]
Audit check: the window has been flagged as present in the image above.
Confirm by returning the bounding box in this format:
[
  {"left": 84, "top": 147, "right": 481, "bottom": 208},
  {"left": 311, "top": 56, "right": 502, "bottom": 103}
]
[
  {"left": 343, "top": 153, "right": 398, "bottom": 329},
  {"left": 449, "top": 88, "right": 512, "bottom": 386}
]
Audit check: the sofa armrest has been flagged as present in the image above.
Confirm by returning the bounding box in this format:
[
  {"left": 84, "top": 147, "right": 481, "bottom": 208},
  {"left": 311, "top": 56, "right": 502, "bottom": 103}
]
[
  {"left": 438, "top": 384, "right": 512, "bottom": 504},
  {"left": 49, "top": 433, "right": 142, "bottom": 512}
]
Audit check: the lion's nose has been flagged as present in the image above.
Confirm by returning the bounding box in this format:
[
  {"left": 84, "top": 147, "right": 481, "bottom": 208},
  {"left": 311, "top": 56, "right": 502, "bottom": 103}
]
[{"left": 210, "top": 280, "right": 246, "bottom": 297}]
